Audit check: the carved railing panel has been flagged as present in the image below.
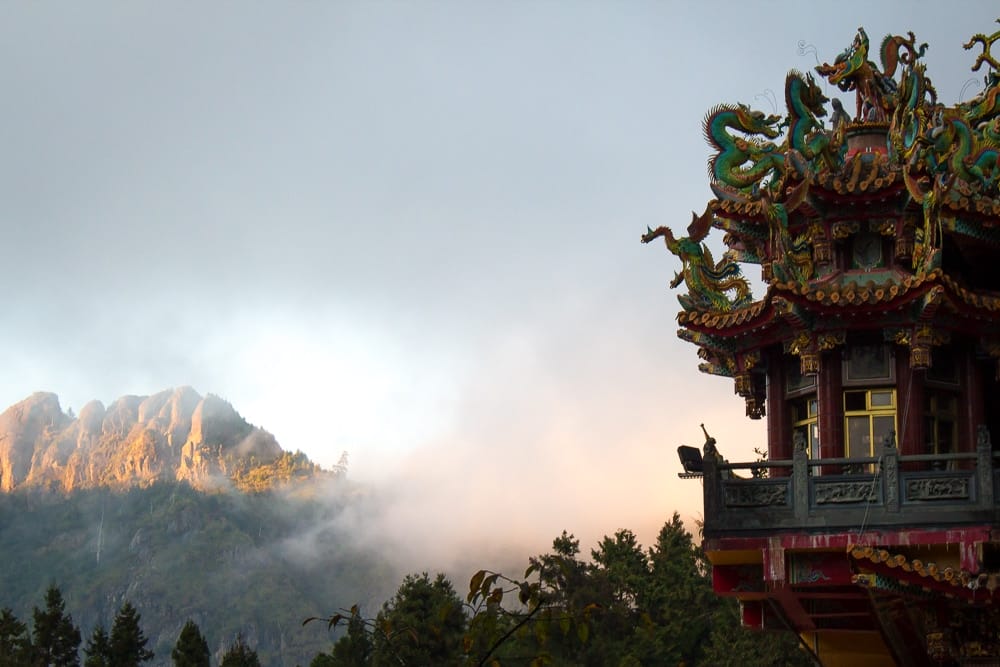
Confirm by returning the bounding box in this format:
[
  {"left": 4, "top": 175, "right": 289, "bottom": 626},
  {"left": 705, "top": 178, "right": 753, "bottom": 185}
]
[
  {"left": 904, "top": 475, "right": 972, "bottom": 502},
  {"left": 813, "top": 478, "right": 881, "bottom": 505},
  {"left": 700, "top": 431, "right": 999, "bottom": 537},
  {"left": 722, "top": 480, "right": 790, "bottom": 507}
]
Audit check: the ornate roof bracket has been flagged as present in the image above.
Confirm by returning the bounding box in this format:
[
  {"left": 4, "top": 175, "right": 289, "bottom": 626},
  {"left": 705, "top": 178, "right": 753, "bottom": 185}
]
[
  {"left": 910, "top": 287, "right": 946, "bottom": 369},
  {"left": 810, "top": 223, "right": 833, "bottom": 267},
  {"left": 831, "top": 221, "right": 861, "bottom": 240},
  {"left": 883, "top": 288, "right": 949, "bottom": 369},
  {"left": 817, "top": 331, "right": 847, "bottom": 352},
  {"left": 774, "top": 296, "right": 820, "bottom": 375},
  {"left": 677, "top": 329, "right": 738, "bottom": 378},
  {"left": 734, "top": 350, "right": 766, "bottom": 420},
  {"left": 894, "top": 219, "right": 916, "bottom": 262}
]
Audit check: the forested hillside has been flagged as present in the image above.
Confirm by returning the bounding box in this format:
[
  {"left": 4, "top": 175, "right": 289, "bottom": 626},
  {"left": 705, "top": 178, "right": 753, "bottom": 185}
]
[{"left": 0, "top": 481, "right": 396, "bottom": 666}]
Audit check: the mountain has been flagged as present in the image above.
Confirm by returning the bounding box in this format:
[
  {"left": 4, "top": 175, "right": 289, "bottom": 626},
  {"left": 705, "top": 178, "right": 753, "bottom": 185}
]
[
  {"left": 0, "top": 389, "right": 392, "bottom": 666},
  {"left": 0, "top": 388, "right": 332, "bottom": 493}
]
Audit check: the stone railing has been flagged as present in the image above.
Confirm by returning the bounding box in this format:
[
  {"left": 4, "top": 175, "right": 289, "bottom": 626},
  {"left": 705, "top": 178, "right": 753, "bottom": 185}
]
[{"left": 701, "top": 427, "right": 1000, "bottom": 538}]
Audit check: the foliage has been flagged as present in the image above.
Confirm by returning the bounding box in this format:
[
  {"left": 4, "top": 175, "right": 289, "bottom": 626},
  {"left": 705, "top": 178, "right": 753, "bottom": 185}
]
[
  {"left": 31, "top": 585, "right": 81, "bottom": 667},
  {"left": 108, "top": 601, "right": 154, "bottom": 665},
  {"left": 0, "top": 480, "right": 395, "bottom": 665},
  {"left": 371, "top": 573, "right": 467, "bottom": 666},
  {"left": 83, "top": 625, "right": 111, "bottom": 667},
  {"left": 311, "top": 514, "right": 811, "bottom": 666},
  {"left": 310, "top": 608, "right": 373, "bottom": 666},
  {"left": 220, "top": 633, "right": 262, "bottom": 667},
  {"left": 171, "top": 619, "right": 211, "bottom": 667},
  {"left": 0, "top": 607, "right": 32, "bottom": 666},
  {"left": 232, "top": 450, "right": 324, "bottom": 493}
]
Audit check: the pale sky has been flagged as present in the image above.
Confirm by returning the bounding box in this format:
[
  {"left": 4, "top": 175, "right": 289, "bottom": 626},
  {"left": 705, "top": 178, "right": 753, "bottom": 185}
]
[{"left": 3, "top": 2, "right": 999, "bottom": 563}]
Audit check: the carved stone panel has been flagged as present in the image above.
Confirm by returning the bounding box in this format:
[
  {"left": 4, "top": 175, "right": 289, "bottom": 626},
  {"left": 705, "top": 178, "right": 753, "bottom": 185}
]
[
  {"left": 723, "top": 481, "right": 789, "bottom": 507},
  {"left": 905, "top": 476, "right": 970, "bottom": 501},
  {"left": 814, "top": 479, "right": 880, "bottom": 504}
]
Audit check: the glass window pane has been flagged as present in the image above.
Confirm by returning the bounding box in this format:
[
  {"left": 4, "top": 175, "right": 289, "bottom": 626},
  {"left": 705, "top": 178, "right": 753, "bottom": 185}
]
[
  {"left": 808, "top": 399, "right": 818, "bottom": 417},
  {"left": 845, "top": 391, "right": 867, "bottom": 412},
  {"left": 870, "top": 390, "right": 893, "bottom": 408},
  {"left": 810, "top": 423, "right": 820, "bottom": 459},
  {"left": 848, "top": 344, "right": 891, "bottom": 381},
  {"left": 847, "top": 416, "right": 871, "bottom": 458},
  {"left": 873, "top": 415, "right": 895, "bottom": 448}
]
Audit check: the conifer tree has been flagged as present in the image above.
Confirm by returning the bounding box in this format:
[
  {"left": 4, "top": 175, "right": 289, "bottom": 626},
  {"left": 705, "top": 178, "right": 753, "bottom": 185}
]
[
  {"left": 82, "top": 625, "right": 111, "bottom": 667},
  {"left": 171, "top": 620, "right": 211, "bottom": 667},
  {"left": 220, "top": 633, "right": 261, "bottom": 667},
  {"left": 108, "top": 601, "right": 154, "bottom": 666},
  {"left": 371, "top": 573, "right": 466, "bottom": 667},
  {"left": 31, "top": 585, "right": 81, "bottom": 667},
  {"left": 0, "top": 607, "right": 32, "bottom": 666}
]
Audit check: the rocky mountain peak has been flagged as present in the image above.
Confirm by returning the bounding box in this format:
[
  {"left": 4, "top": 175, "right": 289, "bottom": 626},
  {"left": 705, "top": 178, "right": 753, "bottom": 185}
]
[{"left": 0, "top": 388, "right": 317, "bottom": 493}]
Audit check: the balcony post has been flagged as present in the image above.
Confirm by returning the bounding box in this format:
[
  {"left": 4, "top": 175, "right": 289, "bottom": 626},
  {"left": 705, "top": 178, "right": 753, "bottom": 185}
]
[
  {"left": 881, "top": 431, "right": 899, "bottom": 513},
  {"left": 793, "top": 431, "right": 809, "bottom": 520},
  {"left": 977, "top": 425, "right": 993, "bottom": 509},
  {"left": 703, "top": 453, "right": 720, "bottom": 529}
]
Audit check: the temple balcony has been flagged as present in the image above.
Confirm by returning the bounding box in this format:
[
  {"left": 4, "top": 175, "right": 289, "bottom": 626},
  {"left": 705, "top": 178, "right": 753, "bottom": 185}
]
[{"left": 699, "top": 430, "right": 1000, "bottom": 540}]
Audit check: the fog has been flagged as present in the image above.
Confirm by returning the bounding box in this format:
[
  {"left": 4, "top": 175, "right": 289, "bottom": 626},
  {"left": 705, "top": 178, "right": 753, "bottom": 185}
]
[{"left": 3, "top": 1, "right": 999, "bottom": 578}]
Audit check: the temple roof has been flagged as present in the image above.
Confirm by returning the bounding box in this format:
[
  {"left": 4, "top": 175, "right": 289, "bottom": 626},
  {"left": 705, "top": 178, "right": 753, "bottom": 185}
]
[{"left": 644, "top": 20, "right": 1000, "bottom": 383}]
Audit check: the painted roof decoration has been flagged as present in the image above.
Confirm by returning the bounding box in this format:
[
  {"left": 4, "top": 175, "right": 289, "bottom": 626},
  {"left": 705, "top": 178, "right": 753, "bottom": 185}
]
[
  {"left": 848, "top": 543, "right": 1000, "bottom": 602},
  {"left": 644, "top": 20, "right": 1000, "bottom": 414}
]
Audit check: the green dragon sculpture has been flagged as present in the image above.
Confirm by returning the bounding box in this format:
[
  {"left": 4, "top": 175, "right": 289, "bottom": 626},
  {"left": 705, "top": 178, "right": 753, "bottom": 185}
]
[
  {"left": 641, "top": 211, "right": 751, "bottom": 312},
  {"left": 816, "top": 27, "right": 900, "bottom": 122},
  {"left": 922, "top": 112, "right": 1000, "bottom": 190},
  {"left": 784, "top": 70, "right": 837, "bottom": 170},
  {"left": 704, "top": 103, "right": 784, "bottom": 191},
  {"left": 890, "top": 62, "right": 935, "bottom": 162}
]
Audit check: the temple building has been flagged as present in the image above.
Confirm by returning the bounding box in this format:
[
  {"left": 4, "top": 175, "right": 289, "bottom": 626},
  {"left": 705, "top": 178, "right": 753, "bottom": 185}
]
[{"left": 646, "top": 21, "right": 1000, "bottom": 666}]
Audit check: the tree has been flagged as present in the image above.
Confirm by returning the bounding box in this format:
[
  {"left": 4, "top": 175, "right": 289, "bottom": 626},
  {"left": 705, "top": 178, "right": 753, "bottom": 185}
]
[
  {"left": 220, "top": 634, "right": 261, "bottom": 667},
  {"left": 0, "top": 607, "right": 32, "bottom": 666},
  {"left": 31, "top": 585, "right": 81, "bottom": 667},
  {"left": 107, "top": 602, "right": 154, "bottom": 666},
  {"left": 83, "top": 625, "right": 111, "bottom": 667},
  {"left": 171, "top": 620, "right": 210, "bottom": 667},
  {"left": 371, "top": 573, "right": 466, "bottom": 667},
  {"left": 311, "top": 608, "right": 373, "bottom": 667}
]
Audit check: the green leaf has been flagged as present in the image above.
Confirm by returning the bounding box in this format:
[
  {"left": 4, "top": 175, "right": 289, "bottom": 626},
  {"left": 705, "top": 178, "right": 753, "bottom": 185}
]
[
  {"left": 468, "top": 570, "right": 487, "bottom": 602},
  {"left": 576, "top": 621, "right": 590, "bottom": 644},
  {"left": 482, "top": 573, "right": 500, "bottom": 597}
]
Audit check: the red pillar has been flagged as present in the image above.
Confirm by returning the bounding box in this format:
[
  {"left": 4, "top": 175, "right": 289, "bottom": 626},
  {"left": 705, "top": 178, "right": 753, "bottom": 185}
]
[
  {"left": 963, "top": 348, "right": 984, "bottom": 454},
  {"left": 897, "top": 351, "right": 924, "bottom": 458},
  {"left": 818, "top": 350, "right": 843, "bottom": 474},
  {"left": 767, "top": 349, "right": 791, "bottom": 463}
]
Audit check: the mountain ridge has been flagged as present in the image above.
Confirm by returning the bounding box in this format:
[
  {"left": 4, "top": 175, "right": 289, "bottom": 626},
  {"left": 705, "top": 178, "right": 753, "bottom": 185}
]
[{"left": 0, "top": 388, "right": 329, "bottom": 493}]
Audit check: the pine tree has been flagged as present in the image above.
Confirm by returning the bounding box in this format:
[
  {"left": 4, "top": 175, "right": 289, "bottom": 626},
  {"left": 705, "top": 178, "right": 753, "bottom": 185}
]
[
  {"left": 371, "top": 573, "right": 466, "bottom": 667},
  {"left": 82, "top": 625, "right": 111, "bottom": 667},
  {"left": 220, "top": 633, "right": 261, "bottom": 667},
  {"left": 31, "top": 585, "right": 81, "bottom": 667},
  {"left": 312, "top": 611, "right": 373, "bottom": 666},
  {"left": 171, "top": 620, "right": 210, "bottom": 667},
  {"left": 108, "top": 601, "right": 154, "bottom": 666},
  {"left": 0, "top": 607, "right": 32, "bottom": 666}
]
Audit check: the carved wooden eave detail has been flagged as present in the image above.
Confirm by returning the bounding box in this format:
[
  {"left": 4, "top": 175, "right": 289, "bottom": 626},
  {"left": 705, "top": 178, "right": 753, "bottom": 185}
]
[
  {"left": 848, "top": 544, "right": 999, "bottom": 602},
  {"left": 815, "top": 152, "right": 901, "bottom": 196},
  {"left": 676, "top": 300, "right": 769, "bottom": 329}
]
